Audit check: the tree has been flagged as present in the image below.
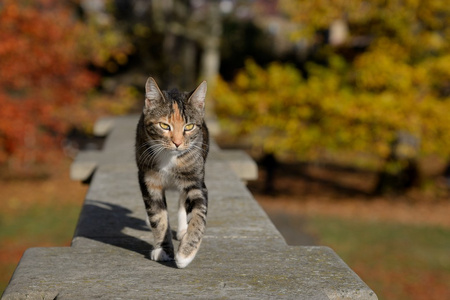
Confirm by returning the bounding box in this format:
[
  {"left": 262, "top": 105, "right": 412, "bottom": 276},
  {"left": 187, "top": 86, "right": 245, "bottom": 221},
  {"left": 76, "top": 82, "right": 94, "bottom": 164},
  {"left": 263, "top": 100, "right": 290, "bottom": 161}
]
[
  {"left": 213, "top": 0, "right": 450, "bottom": 192},
  {"left": 150, "top": 0, "right": 222, "bottom": 89},
  {"left": 0, "top": 0, "right": 134, "bottom": 171}
]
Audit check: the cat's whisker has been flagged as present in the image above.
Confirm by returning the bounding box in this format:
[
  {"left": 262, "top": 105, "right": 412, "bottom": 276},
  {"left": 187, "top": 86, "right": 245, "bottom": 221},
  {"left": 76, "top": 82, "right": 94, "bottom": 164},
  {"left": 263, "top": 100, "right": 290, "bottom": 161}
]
[
  {"left": 137, "top": 142, "right": 151, "bottom": 151},
  {"left": 142, "top": 144, "right": 166, "bottom": 167},
  {"left": 189, "top": 144, "right": 208, "bottom": 156},
  {"left": 184, "top": 148, "right": 204, "bottom": 165},
  {"left": 138, "top": 140, "right": 165, "bottom": 167},
  {"left": 149, "top": 147, "right": 166, "bottom": 166},
  {"left": 139, "top": 144, "right": 158, "bottom": 164}
]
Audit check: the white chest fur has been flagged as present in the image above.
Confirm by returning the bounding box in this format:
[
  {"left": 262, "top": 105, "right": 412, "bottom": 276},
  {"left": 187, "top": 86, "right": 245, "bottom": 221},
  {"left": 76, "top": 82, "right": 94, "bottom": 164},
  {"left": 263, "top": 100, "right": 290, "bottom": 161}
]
[{"left": 157, "top": 151, "right": 179, "bottom": 187}]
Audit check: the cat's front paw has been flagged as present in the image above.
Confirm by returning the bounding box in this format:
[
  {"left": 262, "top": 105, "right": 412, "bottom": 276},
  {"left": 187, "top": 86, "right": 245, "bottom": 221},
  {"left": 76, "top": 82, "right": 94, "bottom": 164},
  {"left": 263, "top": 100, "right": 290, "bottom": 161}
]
[
  {"left": 175, "top": 253, "right": 195, "bottom": 269},
  {"left": 150, "top": 248, "right": 174, "bottom": 261}
]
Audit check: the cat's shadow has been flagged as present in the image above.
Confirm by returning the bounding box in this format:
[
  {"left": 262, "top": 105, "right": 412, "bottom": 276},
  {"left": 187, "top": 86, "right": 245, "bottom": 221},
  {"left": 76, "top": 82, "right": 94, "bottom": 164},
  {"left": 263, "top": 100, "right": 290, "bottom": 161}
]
[{"left": 75, "top": 200, "right": 178, "bottom": 268}]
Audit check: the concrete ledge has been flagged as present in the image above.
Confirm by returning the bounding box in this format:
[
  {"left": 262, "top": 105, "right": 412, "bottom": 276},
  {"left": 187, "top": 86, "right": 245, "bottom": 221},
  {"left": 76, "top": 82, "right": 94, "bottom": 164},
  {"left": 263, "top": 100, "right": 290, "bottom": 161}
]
[
  {"left": 4, "top": 245, "right": 376, "bottom": 299},
  {"left": 2, "top": 115, "right": 378, "bottom": 300},
  {"left": 70, "top": 150, "right": 101, "bottom": 181},
  {"left": 93, "top": 116, "right": 116, "bottom": 136},
  {"left": 218, "top": 150, "right": 258, "bottom": 182}
]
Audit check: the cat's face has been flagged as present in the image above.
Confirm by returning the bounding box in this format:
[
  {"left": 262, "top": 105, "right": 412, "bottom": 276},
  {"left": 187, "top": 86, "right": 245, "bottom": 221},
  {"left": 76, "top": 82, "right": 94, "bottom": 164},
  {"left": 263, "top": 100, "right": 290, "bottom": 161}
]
[{"left": 143, "top": 78, "right": 206, "bottom": 153}]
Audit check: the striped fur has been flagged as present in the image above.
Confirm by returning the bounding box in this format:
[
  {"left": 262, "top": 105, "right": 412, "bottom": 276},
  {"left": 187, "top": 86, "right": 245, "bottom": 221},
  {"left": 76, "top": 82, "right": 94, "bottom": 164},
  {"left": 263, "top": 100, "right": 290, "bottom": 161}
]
[{"left": 135, "top": 77, "right": 209, "bottom": 268}]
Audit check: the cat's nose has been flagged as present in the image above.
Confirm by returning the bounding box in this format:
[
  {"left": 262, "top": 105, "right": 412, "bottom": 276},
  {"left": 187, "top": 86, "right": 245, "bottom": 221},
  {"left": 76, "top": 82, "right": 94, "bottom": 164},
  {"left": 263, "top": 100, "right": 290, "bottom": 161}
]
[{"left": 172, "top": 141, "right": 182, "bottom": 148}]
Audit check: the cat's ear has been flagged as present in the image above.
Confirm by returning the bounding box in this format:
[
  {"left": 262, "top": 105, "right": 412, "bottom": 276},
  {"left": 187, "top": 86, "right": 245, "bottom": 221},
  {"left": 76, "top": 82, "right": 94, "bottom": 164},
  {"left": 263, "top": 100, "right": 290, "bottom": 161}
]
[
  {"left": 188, "top": 81, "right": 207, "bottom": 111},
  {"left": 145, "top": 77, "right": 164, "bottom": 110}
]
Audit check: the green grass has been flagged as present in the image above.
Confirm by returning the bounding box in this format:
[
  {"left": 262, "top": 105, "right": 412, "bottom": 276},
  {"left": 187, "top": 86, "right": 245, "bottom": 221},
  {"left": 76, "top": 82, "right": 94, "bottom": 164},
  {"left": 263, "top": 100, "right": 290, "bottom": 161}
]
[
  {"left": 0, "top": 203, "right": 82, "bottom": 244},
  {"left": 0, "top": 203, "right": 82, "bottom": 294},
  {"left": 306, "top": 216, "right": 450, "bottom": 300}
]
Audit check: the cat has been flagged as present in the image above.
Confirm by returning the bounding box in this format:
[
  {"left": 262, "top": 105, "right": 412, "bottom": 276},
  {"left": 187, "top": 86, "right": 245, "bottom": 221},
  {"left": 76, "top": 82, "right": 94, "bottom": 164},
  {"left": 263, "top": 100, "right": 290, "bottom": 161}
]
[{"left": 135, "top": 77, "right": 209, "bottom": 268}]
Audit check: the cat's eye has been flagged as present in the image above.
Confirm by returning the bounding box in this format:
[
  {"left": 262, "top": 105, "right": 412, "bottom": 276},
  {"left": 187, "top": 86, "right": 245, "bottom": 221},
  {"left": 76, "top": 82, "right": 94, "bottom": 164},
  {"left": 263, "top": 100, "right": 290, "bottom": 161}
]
[
  {"left": 159, "top": 122, "right": 170, "bottom": 130},
  {"left": 184, "top": 124, "right": 195, "bottom": 131}
]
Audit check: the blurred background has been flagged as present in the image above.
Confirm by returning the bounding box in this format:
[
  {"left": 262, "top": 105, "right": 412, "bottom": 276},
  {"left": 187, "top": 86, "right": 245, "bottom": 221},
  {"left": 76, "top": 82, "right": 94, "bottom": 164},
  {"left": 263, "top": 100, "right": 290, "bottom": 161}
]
[{"left": 1, "top": 0, "right": 449, "bottom": 299}]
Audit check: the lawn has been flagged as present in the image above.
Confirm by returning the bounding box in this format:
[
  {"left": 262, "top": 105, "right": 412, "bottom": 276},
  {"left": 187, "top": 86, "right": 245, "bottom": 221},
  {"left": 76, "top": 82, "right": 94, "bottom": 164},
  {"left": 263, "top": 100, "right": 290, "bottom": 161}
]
[
  {"left": 0, "top": 160, "right": 87, "bottom": 294},
  {"left": 306, "top": 216, "right": 450, "bottom": 300}
]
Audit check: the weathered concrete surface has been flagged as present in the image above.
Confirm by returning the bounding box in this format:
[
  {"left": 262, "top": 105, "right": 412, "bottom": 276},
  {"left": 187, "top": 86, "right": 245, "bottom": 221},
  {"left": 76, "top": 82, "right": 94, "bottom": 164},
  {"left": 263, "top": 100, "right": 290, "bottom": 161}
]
[
  {"left": 217, "top": 150, "right": 258, "bottom": 182},
  {"left": 4, "top": 244, "right": 375, "bottom": 300},
  {"left": 2, "top": 115, "right": 377, "bottom": 300}
]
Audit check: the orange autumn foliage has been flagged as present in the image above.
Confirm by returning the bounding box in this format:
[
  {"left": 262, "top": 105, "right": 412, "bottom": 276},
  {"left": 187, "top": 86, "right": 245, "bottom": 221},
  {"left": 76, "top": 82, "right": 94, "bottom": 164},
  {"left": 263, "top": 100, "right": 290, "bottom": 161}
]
[{"left": 0, "top": 0, "right": 98, "bottom": 167}]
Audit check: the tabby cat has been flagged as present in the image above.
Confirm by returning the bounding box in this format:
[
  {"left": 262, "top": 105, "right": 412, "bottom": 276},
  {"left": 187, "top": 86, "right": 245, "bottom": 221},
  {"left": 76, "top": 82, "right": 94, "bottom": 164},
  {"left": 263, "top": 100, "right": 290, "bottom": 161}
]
[{"left": 135, "top": 77, "right": 209, "bottom": 268}]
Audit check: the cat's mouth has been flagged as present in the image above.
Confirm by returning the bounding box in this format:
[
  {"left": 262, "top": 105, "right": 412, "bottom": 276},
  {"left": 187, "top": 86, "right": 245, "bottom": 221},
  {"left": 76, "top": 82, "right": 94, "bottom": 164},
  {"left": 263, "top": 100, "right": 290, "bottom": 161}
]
[{"left": 169, "top": 146, "right": 188, "bottom": 153}]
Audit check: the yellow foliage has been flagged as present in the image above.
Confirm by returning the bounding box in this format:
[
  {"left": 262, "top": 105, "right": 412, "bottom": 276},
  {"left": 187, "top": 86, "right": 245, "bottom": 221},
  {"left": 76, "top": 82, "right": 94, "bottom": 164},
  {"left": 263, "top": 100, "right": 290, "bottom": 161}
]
[
  {"left": 78, "top": 11, "right": 134, "bottom": 69},
  {"left": 213, "top": 0, "right": 450, "bottom": 166},
  {"left": 213, "top": 59, "right": 450, "bottom": 162}
]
